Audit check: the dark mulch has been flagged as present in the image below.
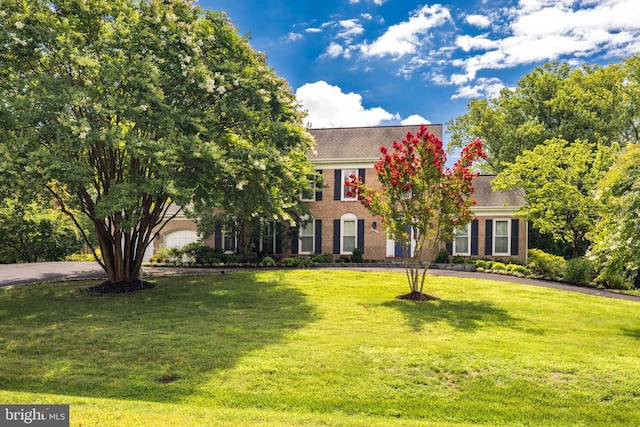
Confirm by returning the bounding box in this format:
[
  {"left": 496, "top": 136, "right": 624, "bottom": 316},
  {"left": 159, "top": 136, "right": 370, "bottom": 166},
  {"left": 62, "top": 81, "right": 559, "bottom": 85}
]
[
  {"left": 86, "top": 280, "right": 156, "bottom": 294},
  {"left": 396, "top": 291, "right": 440, "bottom": 301}
]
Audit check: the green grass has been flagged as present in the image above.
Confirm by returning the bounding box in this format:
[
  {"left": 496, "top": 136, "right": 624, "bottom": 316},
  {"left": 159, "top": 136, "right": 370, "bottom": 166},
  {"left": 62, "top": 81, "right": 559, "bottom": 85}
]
[{"left": 1, "top": 269, "right": 639, "bottom": 426}]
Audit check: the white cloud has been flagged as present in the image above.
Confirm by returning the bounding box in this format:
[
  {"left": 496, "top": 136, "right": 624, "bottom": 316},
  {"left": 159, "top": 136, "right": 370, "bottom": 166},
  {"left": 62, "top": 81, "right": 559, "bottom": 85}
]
[
  {"left": 452, "top": 0, "right": 640, "bottom": 82},
  {"left": 286, "top": 32, "right": 303, "bottom": 42},
  {"left": 305, "top": 27, "right": 323, "bottom": 33},
  {"left": 464, "top": 14, "right": 491, "bottom": 28},
  {"left": 401, "top": 114, "right": 431, "bottom": 125},
  {"left": 337, "top": 19, "right": 364, "bottom": 40},
  {"left": 360, "top": 4, "right": 452, "bottom": 58},
  {"left": 296, "top": 81, "right": 400, "bottom": 128},
  {"left": 324, "top": 42, "right": 346, "bottom": 58},
  {"left": 451, "top": 78, "right": 506, "bottom": 100}
]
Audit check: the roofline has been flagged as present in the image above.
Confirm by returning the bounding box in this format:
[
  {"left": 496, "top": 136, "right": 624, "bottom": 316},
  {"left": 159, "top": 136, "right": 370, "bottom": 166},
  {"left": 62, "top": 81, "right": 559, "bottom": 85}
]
[{"left": 310, "top": 123, "right": 442, "bottom": 131}]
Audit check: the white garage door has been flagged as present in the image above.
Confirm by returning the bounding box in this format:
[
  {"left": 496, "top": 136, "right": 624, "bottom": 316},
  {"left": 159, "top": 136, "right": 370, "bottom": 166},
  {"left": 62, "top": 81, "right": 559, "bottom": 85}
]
[{"left": 164, "top": 230, "right": 199, "bottom": 249}]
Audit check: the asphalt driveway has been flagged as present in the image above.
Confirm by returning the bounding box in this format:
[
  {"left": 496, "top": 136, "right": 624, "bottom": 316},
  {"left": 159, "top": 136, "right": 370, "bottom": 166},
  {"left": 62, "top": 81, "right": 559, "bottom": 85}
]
[{"left": 1, "top": 261, "right": 638, "bottom": 302}]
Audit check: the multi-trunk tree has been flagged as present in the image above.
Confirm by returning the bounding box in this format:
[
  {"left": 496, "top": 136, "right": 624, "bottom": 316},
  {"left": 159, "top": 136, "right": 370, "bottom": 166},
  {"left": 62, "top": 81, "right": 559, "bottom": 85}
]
[
  {"left": 0, "top": 0, "right": 314, "bottom": 288},
  {"left": 347, "top": 125, "right": 485, "bottom": 299}
]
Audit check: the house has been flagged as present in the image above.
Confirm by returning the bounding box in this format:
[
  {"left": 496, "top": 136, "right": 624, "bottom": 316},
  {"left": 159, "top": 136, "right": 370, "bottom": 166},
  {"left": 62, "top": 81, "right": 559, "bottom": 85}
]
[{"left": 149, "top": 124, "right": 527, "bottom": 263}]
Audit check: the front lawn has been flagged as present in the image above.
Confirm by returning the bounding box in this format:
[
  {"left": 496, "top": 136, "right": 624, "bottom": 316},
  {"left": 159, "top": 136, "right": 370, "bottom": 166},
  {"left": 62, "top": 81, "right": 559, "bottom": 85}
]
[{"left": 0, "top": 270, "right": 639, "bottom": 426}]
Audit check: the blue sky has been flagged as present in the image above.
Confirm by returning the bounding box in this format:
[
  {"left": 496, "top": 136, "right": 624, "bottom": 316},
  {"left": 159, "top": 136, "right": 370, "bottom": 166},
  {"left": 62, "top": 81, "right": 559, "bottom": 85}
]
[{"left": 200, "top": 0, "right": 640, "bottom": 138}]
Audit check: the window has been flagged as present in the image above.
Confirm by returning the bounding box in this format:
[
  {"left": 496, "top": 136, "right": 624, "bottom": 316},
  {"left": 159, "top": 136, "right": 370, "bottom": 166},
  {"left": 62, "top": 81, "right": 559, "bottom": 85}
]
[
  {"left": 222, "top": 220, "right": 237, "bottom": 253},
  {"left": 453, "top": 223, "right": 471, "bottom": 256},
  {"left": 260, "top": 221, "right": 276, "bottom": 254},
  {"left": 300, "top": 173, "right": 316, "bottom": 202},
  {"left": 298, "top": 217, "right": 315, "bottom": 254},
  {"left": 342, "top": 169, "right": 358, "bottom": 201},
  {"left": 341, "top": 213, "right": 357, "bottom": 254},
  {"left": 493, "top": 219, "right": 510, "bottom": 256}
]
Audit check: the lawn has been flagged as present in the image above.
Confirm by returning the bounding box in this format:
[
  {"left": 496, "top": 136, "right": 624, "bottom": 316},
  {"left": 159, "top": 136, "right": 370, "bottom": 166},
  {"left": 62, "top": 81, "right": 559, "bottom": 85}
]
[{"left": 0, "top": 269, "right": 639, "bottom": 426}]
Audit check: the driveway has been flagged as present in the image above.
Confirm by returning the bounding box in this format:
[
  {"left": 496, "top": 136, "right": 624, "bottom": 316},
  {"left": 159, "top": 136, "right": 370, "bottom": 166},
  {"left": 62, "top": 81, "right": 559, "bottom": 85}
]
[{"left": 1, "top": 262, "right": 638, "bottom": 302}]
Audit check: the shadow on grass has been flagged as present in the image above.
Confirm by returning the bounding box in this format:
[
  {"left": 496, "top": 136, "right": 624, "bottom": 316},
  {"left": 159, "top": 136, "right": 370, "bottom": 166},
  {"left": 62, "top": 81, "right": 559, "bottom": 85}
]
[
  {"left": 381, "top": 298, "right": 519, "bottom": 332},
  {"left": 0, "top": 271, "right": 315, "bottom": 403},
  {"left": 621, "top": 328, "right": 640, "bottom": 340}
]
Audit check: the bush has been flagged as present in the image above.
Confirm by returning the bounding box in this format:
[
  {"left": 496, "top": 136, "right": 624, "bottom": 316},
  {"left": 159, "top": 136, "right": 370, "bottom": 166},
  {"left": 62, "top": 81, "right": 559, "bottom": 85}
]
[
  {"left": 492, "top": 262, "right": 507, "bottom": 271},
  {"left": 434, "top": 249, "right": 450, "bottom": 264},
  {"left": 281, "top": 256, "right": 314, "bottom": 268},
  {"left": 563, "top": 258, "right": 594, "bottom": 286},
  {"left": 259, "top": 256, "right": 276, "bottom": 267},
  {"left": 452, "top": 255, "right": 465, "bottom": 264},
  {"left": 182, "top": 242, "right": 219, "bottom": 265},
  {"left": 312, "top": 253, "right": 334, "bottom": 263},
  {"left": 351, "top": 248, "right": 363, "bottom": 263},
  {"left": 528, "top": 249, "right": 566, "bottom": 281},
  {"left": 506, "top": 264, "right": 530, "bottom": 275},
  {"left": 474, "top": 259, "right": 493, "bottom": 270}
]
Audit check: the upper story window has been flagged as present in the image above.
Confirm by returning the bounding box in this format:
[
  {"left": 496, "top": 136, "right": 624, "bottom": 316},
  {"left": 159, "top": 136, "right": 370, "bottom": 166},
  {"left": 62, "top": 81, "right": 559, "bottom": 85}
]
[
  {"left": 493, "top": 219, "right": 510, "bottom": 256},
  {"left": 342, "top": 169, "right": 358, "bottom": 201},
  {"left": 453, "top": 223, "right": 471, "bottom": 256}
]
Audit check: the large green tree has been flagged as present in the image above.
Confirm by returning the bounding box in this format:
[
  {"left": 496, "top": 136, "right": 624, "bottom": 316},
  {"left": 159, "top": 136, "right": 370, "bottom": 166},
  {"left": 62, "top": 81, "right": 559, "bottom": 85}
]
[
  {"left": 0, "top": 0, "right": 314, "bottom": 286},
  {"left": 447, "top": 57, "right": 640, "bottom": 172},
  {"left": 492, "top": 138, "right": 619, "bottom": 258},
  {"left": 589, "top": 143, "right": 640, "bottom": 288}
]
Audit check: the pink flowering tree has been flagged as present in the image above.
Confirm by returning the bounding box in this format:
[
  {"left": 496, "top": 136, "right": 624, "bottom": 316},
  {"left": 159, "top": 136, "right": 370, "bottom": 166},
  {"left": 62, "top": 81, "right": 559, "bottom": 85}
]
[{"left": 347, "top": 125, "right": 486, "bottom": 300}]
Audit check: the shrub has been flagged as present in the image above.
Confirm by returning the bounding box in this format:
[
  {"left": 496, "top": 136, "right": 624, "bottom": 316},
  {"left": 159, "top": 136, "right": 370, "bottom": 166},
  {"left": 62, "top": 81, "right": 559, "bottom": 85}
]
[
  {"left": 351, "top": 248, "right": 364, "bottom": 263},
  {"left": 150, "top": 245, "right": 171, "bottom": 263},
  {"left": 434, "top": 249, "right": 450, "bottom": 264},
  {"left": 506, "top": 264, "right": 531, "bottom": 275},
  {"left": 474, "top": 259, "right": 493, "bottom": 270},
  {"left": 259, "top": 256, "right": 276, "bottom": 267},
  {"left": 563, "top": 258, "right": 594, "bottom": 286},
  {"left": 452, "top": 255, "right": 465, "bottom": 264},
  {"left": 528, "top": 249, "right": 566, "bottom": 281},
  {"left": 312, "top": 253, "right": 334, "bottom": 263},
  {"left": 280, "top": 256, "right": 314, "bottom": 268},
  {"left": 492, "top": 262, "right": 507, "bottom": 271},
  {"left": 182, "top": 242, "right": 218, "bottom": 265}
]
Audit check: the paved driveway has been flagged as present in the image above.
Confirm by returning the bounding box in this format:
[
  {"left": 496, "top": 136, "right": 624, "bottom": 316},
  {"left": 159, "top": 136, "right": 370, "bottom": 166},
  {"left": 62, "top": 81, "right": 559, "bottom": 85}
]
[{"left": 1, "top": 262, "right": 638, "bottom": 302}]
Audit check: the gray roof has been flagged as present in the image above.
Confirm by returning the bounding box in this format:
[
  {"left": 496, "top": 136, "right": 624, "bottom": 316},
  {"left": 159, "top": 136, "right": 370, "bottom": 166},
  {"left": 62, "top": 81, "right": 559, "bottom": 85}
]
[
  {"left": 473, "top": 175, "right": 525, "bottom": 208},
  {"left": 309, "top": 124, "right": 443, "bottom": 162}
]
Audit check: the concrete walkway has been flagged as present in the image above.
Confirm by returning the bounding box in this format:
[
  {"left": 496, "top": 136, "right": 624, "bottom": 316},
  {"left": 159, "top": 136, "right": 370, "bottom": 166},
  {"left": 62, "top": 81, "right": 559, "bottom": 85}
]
[{"left": 0, "top": 261, "right": 638, "bottom": 302}]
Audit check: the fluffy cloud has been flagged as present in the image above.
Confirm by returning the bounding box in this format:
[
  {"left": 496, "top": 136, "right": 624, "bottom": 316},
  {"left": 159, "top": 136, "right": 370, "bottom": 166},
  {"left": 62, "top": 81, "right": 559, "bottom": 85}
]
[
  {"left": 401, "top": 114, "right": 431, "bottom": 125},
  {"left": 360, "top": 4, "right": 452, "bottom": 57},
  {"left": 464, "top": 14, "right": 491, "bottom": 29},
  {"left": 451, "top": 78, "right": 506, "bottom": 100},
  {"left": 296, "top": 81, "right": 400, "bottom": 128}
]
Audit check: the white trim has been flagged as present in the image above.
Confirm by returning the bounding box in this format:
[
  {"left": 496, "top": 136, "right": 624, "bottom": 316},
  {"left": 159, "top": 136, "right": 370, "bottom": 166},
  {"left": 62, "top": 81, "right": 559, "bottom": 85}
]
[
  {"left": 453, "top": 223, "right": 471, "bottom": 256},
  {"left": 310, "top": 160, "right": 377, "bottom": 169},
  {"left": 298, "top": 216, "right": 315, "bottom": 255},
  {"left": 340, "top": 213, "right": 358, "bottom": 255},
  {"left": 341, "top": 169, "right": 359, "bottom": 201},
  {"left": 493, "top": 218, "right": 511, "bottom": 256}
]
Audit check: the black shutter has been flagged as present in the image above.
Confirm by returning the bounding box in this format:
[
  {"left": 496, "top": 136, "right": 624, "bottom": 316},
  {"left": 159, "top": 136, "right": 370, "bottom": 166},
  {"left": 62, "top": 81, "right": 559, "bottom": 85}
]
[
  {"left": 315, "top": 170, "right": 323, "bottom": 201},
  {"left": 357, "top": 219, "right": 365, "bottom": 253},
  {"left": 446, "top": 242, "right": 453, "bottom": 255},
  {"left": 333, "top": 220, "right": 340, "bottom": 254},
  {"left": 291, "top": 228, "right": 299, "bottom": 255},
  {"left": 214, "top": 226, "right": 222, "bottom": 251},
  {"left": 315, "top": 220, "right": 322, "bottom": 254},
  {"left": 511, "top": 219, "right": 519, "bottom": 256},
  {"left": 275, "top": 229, "right": 283, "bottom": 254},
  {"left": 334, "top": 170, "right": 341, "bottom": 200},
  {"left": 485, "top": 219, "right": 493, "bottom": 255},
  {"left": 358, "top": 168, "right": 366, "bottom": 184},
  {"left": 471, "top": 220, "right": 479, "bottom": 256}
]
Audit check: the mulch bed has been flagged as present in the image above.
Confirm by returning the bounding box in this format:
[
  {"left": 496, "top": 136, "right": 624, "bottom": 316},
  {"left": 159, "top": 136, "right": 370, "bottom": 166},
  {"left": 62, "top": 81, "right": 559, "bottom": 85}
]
[
  {"left": 396, "top": 291, "right": 440, "bottom": 301},
  {"left": 86, "top": 280, "right": 156, "bottom": 294}
]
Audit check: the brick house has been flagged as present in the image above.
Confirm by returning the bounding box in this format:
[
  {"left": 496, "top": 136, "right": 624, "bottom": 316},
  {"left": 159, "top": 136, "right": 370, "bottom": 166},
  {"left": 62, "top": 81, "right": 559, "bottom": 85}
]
[{"left": 150, "top": 124, "right": 527, "bottom": 263}]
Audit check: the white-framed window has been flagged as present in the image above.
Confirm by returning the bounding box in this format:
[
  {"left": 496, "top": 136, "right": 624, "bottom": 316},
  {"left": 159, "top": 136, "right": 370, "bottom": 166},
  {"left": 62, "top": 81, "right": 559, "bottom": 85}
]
[
  {"left": 222, "top": 220, "right": 237, "bottom": 253},
  {"left": 342, "top": 169, "right": 359, "bottom": 201},
  {"left": 300, "top": 174, "right": 316, "bottom": 202},
  {"left": 260, "top": 220, "right": 277, "bottom": 254},
  {"left": 298, "top": 216, "right": 315, "bottom": 254},
  {"left": 493, "top": 219, "right": 510, "bottom": 256},
  {"left": 453, "top": 223, "right": 471, "bottom": 256},
  {"left": 341, "top": 213, "right": 357, "bottom": 254}
]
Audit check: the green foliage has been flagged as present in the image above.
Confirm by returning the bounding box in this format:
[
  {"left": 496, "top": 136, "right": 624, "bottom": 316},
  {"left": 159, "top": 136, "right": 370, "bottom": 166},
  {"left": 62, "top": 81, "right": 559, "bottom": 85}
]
[
  {"left": 491, "top": 262, "right": 507, "bottom": 271},
  {"left": 562, "top": 258, "right": 594, "bottom": 286},
  {"left": 528, "top": 249, "right": 567, "bottom": 281},
  {"left": 259, "top": 256, "right": 276, "bottom": 267},
  {"left": 0, "top": 198, "right": 82, "bottom": 263},
  {"left": 452, "top": 255, "right": 465, "bottom": 264},
  {"left": 350, "top": 247, "right": 364, "bottom": 263},
  {"left": 0, "top": 0, "right": 313, "bottom": 283},
  {"left": 589, "top": 143, "right": 640, "bottom": 289},
  {"left": 434, "top": 249, "right": 451, "bottom": 264},
  {"left": 311, "top": 253, "right": 334, "bottom": 263},
  {"left": 182, "top": 242, "right": 219, "bottom": 265},
  {"left": 474, "top": 259, "right": 493, "bottom": 270},
  {"left": 505, "top": 264, "right": 530, "bottom": 275},
  {"left": 493, "top": 138, "right": 618, "bottom": 257},
  {"left": 447, "top": 58, "right": 640, "bottom": 172},
  {"left": 280, "top": 256, "right": 314, "bottom": 268}
]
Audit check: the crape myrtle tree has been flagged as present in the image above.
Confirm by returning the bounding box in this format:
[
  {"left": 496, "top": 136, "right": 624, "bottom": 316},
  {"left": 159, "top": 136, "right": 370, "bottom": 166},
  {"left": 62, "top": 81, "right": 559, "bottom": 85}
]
[
  {"left": 347, "top": 125, "right": 486, "bottom": 300},
  {"left": 0, "top": 0, "right": 315, "bottom": 287}
]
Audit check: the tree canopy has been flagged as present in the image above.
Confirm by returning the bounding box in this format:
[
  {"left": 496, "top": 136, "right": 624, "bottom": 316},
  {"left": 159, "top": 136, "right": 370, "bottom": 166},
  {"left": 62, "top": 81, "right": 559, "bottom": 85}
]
[
  {"left": 447, "top": 56, "right": 640, "bottom": 172},
  {"left": 347, "top": 125, "right": 485, "bottom": 298},
  {"left": 0, "top": 0, "right": 314, "bottom": 286}
]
